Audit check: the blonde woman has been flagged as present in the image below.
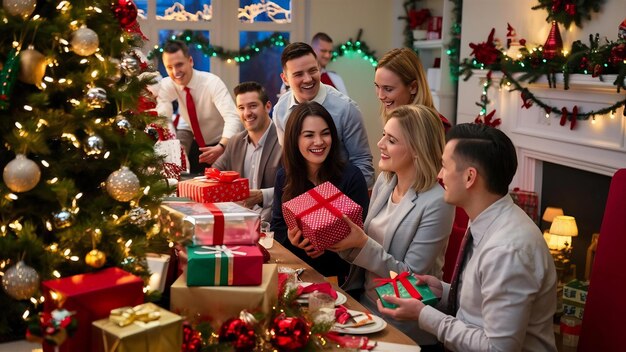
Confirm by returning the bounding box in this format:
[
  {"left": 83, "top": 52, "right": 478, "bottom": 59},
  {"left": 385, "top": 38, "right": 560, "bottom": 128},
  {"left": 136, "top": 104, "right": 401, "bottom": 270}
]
[{"left": 331, "top": 105, "right": 454, "bottom": 350}]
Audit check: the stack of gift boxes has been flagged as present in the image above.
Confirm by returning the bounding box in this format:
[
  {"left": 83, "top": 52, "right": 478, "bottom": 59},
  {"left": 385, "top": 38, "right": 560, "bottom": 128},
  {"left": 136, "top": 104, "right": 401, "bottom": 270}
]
[{"left": 562, "top": 279, "right": 589, "bottom": 319}]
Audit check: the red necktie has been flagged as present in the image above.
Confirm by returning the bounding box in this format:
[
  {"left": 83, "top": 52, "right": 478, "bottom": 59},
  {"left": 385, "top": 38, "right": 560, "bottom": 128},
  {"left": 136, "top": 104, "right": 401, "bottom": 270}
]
[
  {"left": 184, "top": 86, "right": 206, "bottom": 147},
  {"left": 320, "top": 72, "right": 336, "bottom": 89},
  {"left": 447, "top": 228, "right": 473, "bottom": 315}
]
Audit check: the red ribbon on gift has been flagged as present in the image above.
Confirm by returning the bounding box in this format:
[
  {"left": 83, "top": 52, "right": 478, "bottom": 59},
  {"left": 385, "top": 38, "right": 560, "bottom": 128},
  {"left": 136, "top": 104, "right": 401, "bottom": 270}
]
[
  {"left": 204, "top": 168, "right": 240, "bottom": 183},
  {"left": 296, "top": 187, "right": 345, "bottom": 221},
  {"left": 203, "top": 203, "right": 225, "bottom": 244},
  {"left": 374, "top": 272, "right": 423, "bottom": 300}
]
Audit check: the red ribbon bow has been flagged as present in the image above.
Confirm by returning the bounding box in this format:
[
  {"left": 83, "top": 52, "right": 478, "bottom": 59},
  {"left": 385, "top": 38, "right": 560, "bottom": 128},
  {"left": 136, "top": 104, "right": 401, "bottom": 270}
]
[
  {"left": 205, "top": 168, "right": 240, "bottom": 183},
  {"left": 374, "top": 272, "right": 422, "bottom": 300}
]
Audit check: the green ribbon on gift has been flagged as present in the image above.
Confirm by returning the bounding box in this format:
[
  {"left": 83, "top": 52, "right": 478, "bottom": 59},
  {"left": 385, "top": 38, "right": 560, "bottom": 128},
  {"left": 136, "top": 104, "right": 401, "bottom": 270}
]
[{"left": 193, "top": 245, "right": 247, "bottom": 285}]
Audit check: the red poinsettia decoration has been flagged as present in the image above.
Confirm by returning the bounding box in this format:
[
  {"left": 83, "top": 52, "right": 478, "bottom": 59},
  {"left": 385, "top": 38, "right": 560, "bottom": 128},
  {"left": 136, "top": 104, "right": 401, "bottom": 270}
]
[
  {"left": 408, "top": 8, "right": 431, "bottom": 29},
  {"left": 474, "top": 110, "right": 501, "bottom": 128},
  {"left": 469, "top": 28, "right": 502, "bottom": 65},
  {"left": 609, "top": 43, "right": 625, "bottom": 66}
]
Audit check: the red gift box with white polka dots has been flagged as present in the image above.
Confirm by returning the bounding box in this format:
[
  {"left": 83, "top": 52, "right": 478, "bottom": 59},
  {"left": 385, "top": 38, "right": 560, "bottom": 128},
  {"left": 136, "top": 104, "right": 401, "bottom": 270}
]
[
  {"left": 282, "top": 181, "right": 363, "bottom": 251},
  {"left": 178, "top": 178, "right": 249, "bottom": 203}
]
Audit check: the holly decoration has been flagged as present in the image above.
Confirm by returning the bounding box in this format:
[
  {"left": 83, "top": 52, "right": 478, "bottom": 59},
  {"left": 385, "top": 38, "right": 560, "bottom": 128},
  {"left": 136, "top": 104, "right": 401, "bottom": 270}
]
[
  {"left": 532, "top": 0, "right": 606, "bottom": 29},
  {"left": 0, "top": 49, "right": 20, "bottom": 110},
  {"left": 26, "top": 309, "right": 78, "bottom": 346}
]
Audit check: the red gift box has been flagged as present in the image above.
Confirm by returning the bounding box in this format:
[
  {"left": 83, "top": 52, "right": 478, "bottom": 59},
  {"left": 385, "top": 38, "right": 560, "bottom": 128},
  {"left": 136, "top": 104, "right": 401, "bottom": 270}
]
[
  {"left": 510, "top": 187, "right": 539, "bottom": 223},
  {"left": 282, "top": 181, "right": 363, "bottom": 251},
  {"left": 178, "top": 169, "right": 249, "bottom": 203},
  {"left": 41, "top": 267, "right": 144, "bottom": 352},
  {"left": 186, "top": 245, "right": 263, "bottom": 286}
]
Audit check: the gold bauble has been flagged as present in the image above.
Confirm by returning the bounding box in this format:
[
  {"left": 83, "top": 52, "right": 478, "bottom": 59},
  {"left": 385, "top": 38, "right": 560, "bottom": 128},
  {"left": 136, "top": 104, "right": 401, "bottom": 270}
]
[
  {"left": 85, "top": 249, "right": 106, "bottom": 268},
  {"left": 18, "top": 47, "right": 46, "bottom": 87},
  {"left": 106, "top": 166, "right": 140, "bottom": 202},
  {"left": 2, "top": 0, "right": 36, "bottom": 18},
  {"left": 2, "top": 153, "right": 41, "bottom": 193},
  {"left": 71, "top": 27, "right": 99, "bottom": 56}
]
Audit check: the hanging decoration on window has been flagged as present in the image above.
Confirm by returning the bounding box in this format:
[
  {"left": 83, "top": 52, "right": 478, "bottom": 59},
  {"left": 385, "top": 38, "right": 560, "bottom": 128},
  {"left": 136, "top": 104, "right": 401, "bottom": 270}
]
[
  {"left": 532, "top": 0, "right": 606, "bottom": 29},
  {"left": 238, "top": 1, "right": 291, "bottom": 23},
  {"left": 148, "top": 30, "right": 379, "bottom": 66},
  {"left": 461, "top": 26, "right": 626, "bottom": 130}
]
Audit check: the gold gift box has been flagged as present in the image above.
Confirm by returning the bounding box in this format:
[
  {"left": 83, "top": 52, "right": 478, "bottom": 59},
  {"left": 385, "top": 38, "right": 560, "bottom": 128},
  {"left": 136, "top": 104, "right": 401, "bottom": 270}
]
[
  {"left": 170, "top": 264, "right": 278, "bottom": 326},
  {"left": 91, "top": 303, "right": 182, "bottom": 352}
]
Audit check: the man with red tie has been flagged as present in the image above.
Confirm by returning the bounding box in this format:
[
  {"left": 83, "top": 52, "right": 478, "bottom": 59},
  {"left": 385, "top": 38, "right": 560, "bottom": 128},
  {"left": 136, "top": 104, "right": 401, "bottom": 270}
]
[
  {"left": 311, "top": 32, "right": 349, "bottom": 96},
  {"left": 157, "top": 40, "right": 242, "bottom": 174}
]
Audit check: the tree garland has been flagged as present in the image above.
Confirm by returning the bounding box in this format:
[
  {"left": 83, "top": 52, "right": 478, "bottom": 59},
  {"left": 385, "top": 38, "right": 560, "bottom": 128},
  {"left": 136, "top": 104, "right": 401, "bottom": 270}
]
[
  {"left": 460, "top": 27, "right": 626, "bottom": 129},
  {"left": 446, "top": 0, "right": 463, "bottom": 82},
  {"left": 532, "top": 0, "right": 606, "bottom": 29},
  {"left": 147, "top": 30, "right": 378, "bottom": 67}
]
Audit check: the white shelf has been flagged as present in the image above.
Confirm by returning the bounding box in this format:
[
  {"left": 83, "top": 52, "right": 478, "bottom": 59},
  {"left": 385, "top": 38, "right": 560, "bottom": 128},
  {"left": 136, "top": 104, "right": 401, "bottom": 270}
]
[{"left": 414, "top": 39, "right": 443, "bottom": 49}]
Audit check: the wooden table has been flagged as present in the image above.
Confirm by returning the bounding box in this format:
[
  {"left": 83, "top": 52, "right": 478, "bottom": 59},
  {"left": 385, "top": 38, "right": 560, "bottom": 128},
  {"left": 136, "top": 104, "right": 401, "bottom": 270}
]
[{"left": 267, "top": 241, "right": 418, "bottom": 347}]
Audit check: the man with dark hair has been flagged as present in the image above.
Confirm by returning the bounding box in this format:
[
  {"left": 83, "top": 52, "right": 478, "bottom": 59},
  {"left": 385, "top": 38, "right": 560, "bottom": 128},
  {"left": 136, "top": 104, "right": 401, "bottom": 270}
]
[
  {"left": 212, "top": 81, "right": 281, "bottom": 221},
  {"left": 157, "top": 40, "right": 242, "bottom": 174},
  {"left": 274, "top": 42, "right": 374, "bottom": 187},
  {"left": 377, "top": 124, "right": 557, "bottom": 351},
  {"left": 311, "top": 32, "right": 348, "bottom": 95}
]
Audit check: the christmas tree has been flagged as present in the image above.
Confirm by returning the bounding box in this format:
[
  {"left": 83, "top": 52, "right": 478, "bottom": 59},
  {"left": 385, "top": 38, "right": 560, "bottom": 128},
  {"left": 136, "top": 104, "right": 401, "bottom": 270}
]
[{"left": 0, "top": 0, "right": 171, "bottom": 340}]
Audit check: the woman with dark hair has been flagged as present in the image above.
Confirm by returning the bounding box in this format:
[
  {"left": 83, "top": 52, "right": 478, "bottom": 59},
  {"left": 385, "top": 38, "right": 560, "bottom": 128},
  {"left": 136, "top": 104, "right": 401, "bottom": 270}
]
[{"left": 271, "top": 101, "right": 369, "bottom": 285}]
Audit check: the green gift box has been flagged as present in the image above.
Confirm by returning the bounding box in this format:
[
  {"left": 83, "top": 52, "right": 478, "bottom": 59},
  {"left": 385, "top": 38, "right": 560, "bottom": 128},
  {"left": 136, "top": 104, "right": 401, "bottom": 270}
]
[
  {"left": 186, "top": 245, "right": 262, "bottom": 286},
  {"left": 375, "top": 272, "right": 438, "bottom": 309}
]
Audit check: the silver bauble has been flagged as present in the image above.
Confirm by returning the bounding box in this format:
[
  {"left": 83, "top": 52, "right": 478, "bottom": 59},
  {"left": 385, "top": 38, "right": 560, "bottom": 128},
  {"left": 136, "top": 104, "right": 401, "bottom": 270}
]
[
  {"left": 120, "top": 53, "right": 140, "bottom": 77},
  {"left": 2, "top": 261, "right": 40, "bottom": 300},
  {"left": 83, "top": 134, "right": 105, "bottom": 156},
  {"left": 52, "top": 208, "right": 73, "bottom": 229},
  {"left": 85, "top": 87, "right": 107, "bottom": 109},
  {"left": 115, "top": 115, "right": 132, "bottom": 133},
  {"left": 2, "top": 0, "right": 36, "bottom": 18},
  {"left": 128, "top": 206, "right": 151, "bottom": 226},
  {"left": 106, "top": 166, "right": 140, "bottom": 202},
  {"left": 18, "top": 47, "right": 46, "bottom": 86},
  {"left": 71, "top": 27, "right": 99, "bottom": 56},
  {"left": 3, "top": 154, "right": 41, "bottom": 193}
]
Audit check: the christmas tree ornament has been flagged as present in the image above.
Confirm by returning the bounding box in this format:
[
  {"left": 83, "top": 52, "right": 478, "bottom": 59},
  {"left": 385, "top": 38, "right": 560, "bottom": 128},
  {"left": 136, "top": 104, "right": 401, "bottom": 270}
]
[
  {"left": 120, "top": 53, "right": 141, "bottom": 77},
  {"left": 3, "top": 153, "right": 41, "bottom": 193},
  {"left": 107, "top": 57, "right": 123, "bottom": 83},
  {"left": 115, "top": 114, "right": 132, "bottom": 133},
  {"left": 71, "top": 27, "right": 99, "bottom": 56},
  {"left": 85, "top": 249, "right": 106, "bottom": 268},
  {"left": 85, "top": 87, "right": 107, "bottom": 109},
  {"left": 18, "top": 46, "right": 46, "bottom": 87},
  {"left": 52, "top": 208, "right": 73, "bottom": 229},
  {"left": 106, "top": 166, "right": 140, "bottom": 202},
  {"left": 542, "top": 21, "right": 563, "bottom": 60},
  {"left": 0, "top": 48, "right": 20, "bottom": 110},
  {"left": 2, "top": 0, "right": 36, "bottom": 18},
  {"left": 83, "top": 133, "right": 105, "bottom": 156},
  {"left": 269, "top": 313, "right": 310, "bottom": 351},
  {"left": 218, "top": 314, "right": 257, "bottom": 352},
  {"left": 619, "top": 18, "right": 626, "bottom": 40},
  {"left": 113, "top": 0, "right": 138, "bottom": 28},
  {"left": 128, "top": 206, "right": 151, "bottom": 226},
  {"left": 2, "top": 260, "right": 40, "bottom": 300}
]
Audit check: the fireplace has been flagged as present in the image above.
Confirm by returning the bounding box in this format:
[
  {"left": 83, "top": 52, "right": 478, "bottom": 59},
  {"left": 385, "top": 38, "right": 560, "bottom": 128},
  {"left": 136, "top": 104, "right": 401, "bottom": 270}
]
[{"left": 468, "top": 71, "right": 625, "bottom": 279}]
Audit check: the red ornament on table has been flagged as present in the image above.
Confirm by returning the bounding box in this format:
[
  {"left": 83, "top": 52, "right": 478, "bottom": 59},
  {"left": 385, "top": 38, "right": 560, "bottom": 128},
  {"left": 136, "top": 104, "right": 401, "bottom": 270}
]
[
  {"left": 269, "top": 313, "right": 310, "bottom": 351},
  {"left": 218, "top": 317, "right": 257, "bottom": 351},
  {"left": 543, "top": 21, "right": 563, "bottom": 60}
]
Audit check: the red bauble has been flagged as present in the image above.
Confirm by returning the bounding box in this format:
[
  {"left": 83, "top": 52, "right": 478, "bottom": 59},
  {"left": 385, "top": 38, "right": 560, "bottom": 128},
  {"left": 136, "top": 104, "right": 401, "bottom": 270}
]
[
  {"left": 113, "top": 0, "right": 138, "bottom": 28},
  {"left": 543, "top": 21, "right": 563, "bottom": 60},
  {"left": 218, "top": 318, "right": 257, "bottom": 352},
  {"left": 269, "top": 314, "right": 310, "bottom": 351}
]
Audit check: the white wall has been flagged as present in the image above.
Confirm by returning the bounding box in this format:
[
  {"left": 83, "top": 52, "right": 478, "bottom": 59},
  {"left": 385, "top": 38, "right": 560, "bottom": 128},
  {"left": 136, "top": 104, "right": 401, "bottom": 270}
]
[{"left": 457, "top": 0, "right": 625, "bottom": 124}]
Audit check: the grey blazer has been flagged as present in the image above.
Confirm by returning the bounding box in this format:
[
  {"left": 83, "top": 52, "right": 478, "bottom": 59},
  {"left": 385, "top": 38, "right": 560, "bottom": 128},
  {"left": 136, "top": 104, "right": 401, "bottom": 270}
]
[
  {"left": 341, "top": 173, "right": 454, "bottom": 344},
  {"left": 212, "top": 122, "right": 282, "bottom": 219}
]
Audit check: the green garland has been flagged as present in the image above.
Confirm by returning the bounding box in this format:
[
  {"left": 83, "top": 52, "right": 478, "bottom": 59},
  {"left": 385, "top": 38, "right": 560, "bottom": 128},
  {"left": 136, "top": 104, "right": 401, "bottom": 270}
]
[
  {"left": 446, "top": 0, "right": 463, "bottom": 82},
  {"left": 532, "top": 0, "right": 606, "bottom": 29},
  {"left": 331, "top": 29, "right": 378, "bottom": 67},
  {"left": 461, "top": 30, "right": 626, "bottom": 124},
  {"left": 147, "top": 30, "right": 378, "bottom": 66}
]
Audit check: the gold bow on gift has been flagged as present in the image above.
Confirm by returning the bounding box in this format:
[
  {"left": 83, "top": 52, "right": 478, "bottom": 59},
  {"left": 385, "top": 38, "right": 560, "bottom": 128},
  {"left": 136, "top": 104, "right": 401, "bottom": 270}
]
[{"left": 109, "top": 304, "right": 161, "bottom": 327}]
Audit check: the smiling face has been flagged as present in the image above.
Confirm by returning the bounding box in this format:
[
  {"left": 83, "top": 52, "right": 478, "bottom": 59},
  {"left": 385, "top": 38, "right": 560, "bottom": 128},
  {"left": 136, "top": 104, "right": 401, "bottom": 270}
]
[
  {"left": 163, "top": 50, "right": 194, "bottom": 87},
  {"left": 377, "top": 117, "right": 415, "bottom": 175},
  {"left": 236, "top": 91, "right": 271, "bottom": 134},
  {"left": 298, "top": 115, "right": 332, "bottom": 173},
  {"left": 312, "top": 39, "right": 333, "bottom": 69},
  {"left": 281, "top": 53, "right": 321, "bottom": 103},
  {"left": 438, "top": 140, "right": 466, "bottom": 206},
  {"left": 374, "top": 67, "right": 416, "bottom": 112}
]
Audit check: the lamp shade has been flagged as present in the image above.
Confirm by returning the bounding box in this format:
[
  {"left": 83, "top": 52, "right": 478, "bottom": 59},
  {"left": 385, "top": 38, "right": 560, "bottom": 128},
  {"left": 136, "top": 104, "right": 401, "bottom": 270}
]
[
  {"left": 549, "top": 215, "right": 578, "bottom": 237},
  {"left": 542, "top": 207, "right": 564, "bottom": 223}
]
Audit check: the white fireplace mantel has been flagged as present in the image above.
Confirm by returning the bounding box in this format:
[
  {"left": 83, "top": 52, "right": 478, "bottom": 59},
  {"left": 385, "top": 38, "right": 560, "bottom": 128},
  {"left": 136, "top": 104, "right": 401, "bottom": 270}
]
[{"left": 466, "top": 71, "right": 625, "bottom": 194}]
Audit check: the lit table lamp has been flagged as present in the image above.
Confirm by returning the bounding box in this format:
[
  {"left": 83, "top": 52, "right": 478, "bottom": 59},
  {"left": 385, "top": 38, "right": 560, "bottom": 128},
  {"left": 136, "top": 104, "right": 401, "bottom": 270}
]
[
  {"left": 542, "top": 207, "right": 564, "bottom": 243},
  {"left": 546, "top": 215, "right": 578, "bottom": 251}
]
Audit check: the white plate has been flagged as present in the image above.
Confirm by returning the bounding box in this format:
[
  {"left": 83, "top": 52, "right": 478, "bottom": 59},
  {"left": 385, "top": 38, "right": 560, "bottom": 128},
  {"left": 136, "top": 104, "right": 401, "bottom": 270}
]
[
  {"left": 296, "top": 291, "right": 347, "bottom": 306},
  {"left": 332, "top": 309, "right": 387, "bottom": 335}
]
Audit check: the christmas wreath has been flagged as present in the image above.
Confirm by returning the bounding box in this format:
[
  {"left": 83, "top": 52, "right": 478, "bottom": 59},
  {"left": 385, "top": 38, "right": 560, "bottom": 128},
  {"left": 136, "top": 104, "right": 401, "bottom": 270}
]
[{"left": 532, "top": 0, "right": 606, "bottom": 29}]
